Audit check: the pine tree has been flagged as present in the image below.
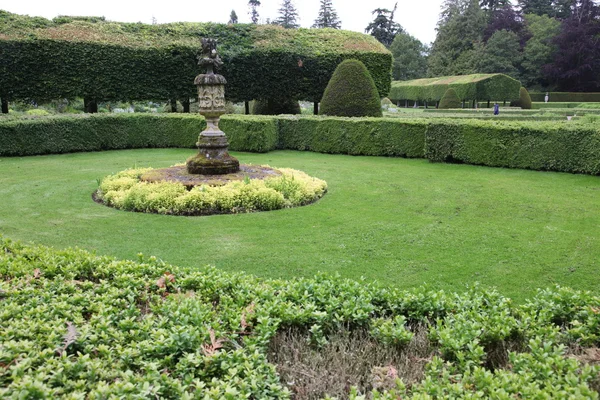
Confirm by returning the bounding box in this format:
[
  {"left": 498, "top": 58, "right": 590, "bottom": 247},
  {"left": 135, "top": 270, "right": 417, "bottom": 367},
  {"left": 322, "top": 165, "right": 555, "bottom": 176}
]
[
  {"left": 364, "top": 3, "right": 403, "bottom": 47},
  {"left": 229, "top": 10, "right": 239, "bottom": 24},
  {"left": 312, "top": 0, "right": 342, "bottom": 29},
  {"left": 248, "top": 0, "right": 261, "bottom": 24},
  {"left": 274, "top": 0, "right": 300, "bottom": 29}
]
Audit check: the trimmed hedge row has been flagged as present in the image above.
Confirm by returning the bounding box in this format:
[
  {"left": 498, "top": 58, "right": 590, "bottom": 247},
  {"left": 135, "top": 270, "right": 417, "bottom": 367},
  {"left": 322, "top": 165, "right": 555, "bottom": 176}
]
[
  {"left": 1, "top": 238, "right": 600, "bottom": 398},
  {"left": 426, "top": 120, "right": 600, "bottom": 174},
  {"left": 0, "top": 114, "right": 203, "bottom": 156},
  {"left": 1, "top": 114, "right": 599, "bottom": 175},
  {"left": 0, "top": 11, "right": 392, "bottom": 104},
  {"left": 530, "top": 92, "right": 600, "bottom": 102}
]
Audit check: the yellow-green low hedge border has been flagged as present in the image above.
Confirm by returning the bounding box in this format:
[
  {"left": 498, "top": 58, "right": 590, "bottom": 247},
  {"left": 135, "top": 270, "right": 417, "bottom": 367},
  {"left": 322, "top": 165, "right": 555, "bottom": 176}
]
[
  {"left": 96, "top": 166, "right": 328, "bottom": 215},
  {"left": 1, "top": 113, "right": 599, "bottom": 175}
]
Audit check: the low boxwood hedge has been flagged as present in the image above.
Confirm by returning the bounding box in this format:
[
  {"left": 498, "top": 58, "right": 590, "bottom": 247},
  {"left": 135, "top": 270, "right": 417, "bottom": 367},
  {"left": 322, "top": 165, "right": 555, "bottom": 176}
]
[
  {"left": 1, "top": 114, "right": 599, "bottom": 175},
  {"left": 530, "top": 92, "right": 600, "bottom": 102},
  {"left": 426, "top": 120, "right": 600, "bottom": 174},
  {"left": 1, "top": 238, "right": 599, "bottom": 398}
]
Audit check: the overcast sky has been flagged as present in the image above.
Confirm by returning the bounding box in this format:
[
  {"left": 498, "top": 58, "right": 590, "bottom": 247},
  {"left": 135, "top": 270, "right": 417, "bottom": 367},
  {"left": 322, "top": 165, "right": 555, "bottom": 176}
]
[{"left": 3, "top": 0, "right": 442, "bottom": 44}]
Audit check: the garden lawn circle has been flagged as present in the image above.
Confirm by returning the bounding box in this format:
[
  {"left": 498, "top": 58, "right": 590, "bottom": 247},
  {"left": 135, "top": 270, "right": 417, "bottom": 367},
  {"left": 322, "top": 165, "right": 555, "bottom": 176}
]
[{"left": 94, "top": 164, "right": 327, "bottom": 216}]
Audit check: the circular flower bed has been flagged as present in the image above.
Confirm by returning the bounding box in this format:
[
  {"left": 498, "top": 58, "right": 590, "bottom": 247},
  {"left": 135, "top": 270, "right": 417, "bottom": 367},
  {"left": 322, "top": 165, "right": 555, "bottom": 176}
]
[{"left": 94, "top": 165, "right": 327, "bottom": 216}]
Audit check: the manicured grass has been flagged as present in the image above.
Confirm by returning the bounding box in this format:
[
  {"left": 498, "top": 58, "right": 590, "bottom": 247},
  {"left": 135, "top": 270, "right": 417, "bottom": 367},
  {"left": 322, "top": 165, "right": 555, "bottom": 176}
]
[{"left": 0, "top": 149, "right": 598, "bottom": 301}]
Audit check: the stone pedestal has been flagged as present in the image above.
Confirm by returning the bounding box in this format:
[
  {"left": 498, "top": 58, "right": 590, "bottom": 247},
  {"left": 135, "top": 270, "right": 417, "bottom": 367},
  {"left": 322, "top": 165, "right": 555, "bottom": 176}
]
[{"left": 186, "top": 116, "right": 239, "bottom": 175}]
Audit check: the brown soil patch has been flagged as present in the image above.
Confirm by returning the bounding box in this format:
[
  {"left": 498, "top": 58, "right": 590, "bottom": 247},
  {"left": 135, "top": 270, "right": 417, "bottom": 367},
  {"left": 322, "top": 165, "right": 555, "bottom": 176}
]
[
  {"left": 268, "top": 325, "right": 434, "bottom": 399},
  {"left": 140, "top": 164, "right": 282, "bottom": 189}
]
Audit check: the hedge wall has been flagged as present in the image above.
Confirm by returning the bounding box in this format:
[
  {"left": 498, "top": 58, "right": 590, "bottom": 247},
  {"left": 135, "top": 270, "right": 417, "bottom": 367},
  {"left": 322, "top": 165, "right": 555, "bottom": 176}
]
[
  {"left": 530, "top": 92, "right": 600, "bottom": 102},
  {"left": 0, "top": 11, "right": 392, "bottom": 105},
  {"left": 0, "top": 114, "right": 203, "bottom": 156},
  {"left": 389, "top": 74, "right": 521, "bottom": 103},
  {"left": 2, "top": 114, "right": 598, "bottom": 175},
  {"left": 426, "top": 120, "right": 600, "bottom": 175}
]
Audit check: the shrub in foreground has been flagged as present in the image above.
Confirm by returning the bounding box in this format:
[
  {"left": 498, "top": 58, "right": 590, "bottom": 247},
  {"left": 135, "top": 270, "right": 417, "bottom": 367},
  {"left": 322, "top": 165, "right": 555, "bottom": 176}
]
[
  {"left": 96, "top": 166, "right": 328, "bottom": 215},
  {"left": 319, "top": 59, "right": 383, "bottom": 117},
  {"left": 1, "top": 238, "right": 599, "bottom": 398}
]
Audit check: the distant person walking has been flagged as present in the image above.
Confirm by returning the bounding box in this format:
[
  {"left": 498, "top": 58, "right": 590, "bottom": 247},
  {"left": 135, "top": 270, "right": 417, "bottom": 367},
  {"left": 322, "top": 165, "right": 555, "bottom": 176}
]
[
  {"left": 493, "top": 102, "right": 499, "bottom": 115},
  {"left": 545, "top": 92, "right": 549, "bottom": 103}
]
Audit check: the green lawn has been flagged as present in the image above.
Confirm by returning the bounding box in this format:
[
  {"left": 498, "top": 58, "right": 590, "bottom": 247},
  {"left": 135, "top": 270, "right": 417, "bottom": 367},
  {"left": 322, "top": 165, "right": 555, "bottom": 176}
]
[{"left": 0, "top": 149, "right": 598, "bottom": 301}]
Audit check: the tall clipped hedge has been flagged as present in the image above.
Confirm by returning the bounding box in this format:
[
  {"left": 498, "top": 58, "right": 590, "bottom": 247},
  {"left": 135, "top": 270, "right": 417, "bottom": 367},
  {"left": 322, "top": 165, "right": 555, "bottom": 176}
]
[
  {"left": 0, "top": 11, "right": 392, "bottom": 106},
  {"left": 319, "top": 59, "right": 383, "bottom": 117},
  {"left": 389, "top": 74, "right": 521, "bottom": 103}
]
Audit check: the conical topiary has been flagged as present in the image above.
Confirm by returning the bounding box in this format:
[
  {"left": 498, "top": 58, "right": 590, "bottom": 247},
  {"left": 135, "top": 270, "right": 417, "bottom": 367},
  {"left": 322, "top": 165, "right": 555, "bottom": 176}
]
[
  {"left": 319, "top": 59, "right": 382, "bottom": 117},
  {"left": 519, "top": 87, "right": 532, "bottom": 109},
  {"left": 438, "top": 88, "right": 461, "bottom": 109}
]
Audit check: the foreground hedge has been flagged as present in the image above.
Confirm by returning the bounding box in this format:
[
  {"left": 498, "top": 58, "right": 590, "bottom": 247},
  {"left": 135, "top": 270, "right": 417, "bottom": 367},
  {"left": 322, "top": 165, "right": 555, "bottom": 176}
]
[{"left": 1, "top": 238, "right": 599, "bottom": 398}]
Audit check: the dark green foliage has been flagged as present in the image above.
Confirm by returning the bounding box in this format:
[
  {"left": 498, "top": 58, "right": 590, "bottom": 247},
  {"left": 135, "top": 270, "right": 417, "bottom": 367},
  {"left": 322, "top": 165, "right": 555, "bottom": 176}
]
[
  {"left": 220, "top": 115, "right": 278, "bottom": 152},
  {"left": 0, "top": 11, "right": 391, "bottom": 105},
  {"left": 518, "top": 87, "right": 532, "bottom": 109},
  {"left": 389, "top": 73, "right": 521, "bottom": 102},
  {"left": 248, "top": 0, "right": 261, "bottom": 24},
  {"left": 0, "top": 114, "right": 203, "bottom": 156},
  {"left": 438, "top": 88, "right": 462, "bottom": 109},
  {"left": 364, "top": 4, "right": 403, "bottom": 47},
  {"left": 277, "top": 116, "right": 426, "bottom": 157},
  {"left": 426, "top": 119, "right": 600, "bottom": 174},
  {"left": 319, "top": 59, "right": 383, "bottom": 117},
  {"left": 312, "top": 0, "right": 342, "bottom": 29},
  {"left": 529, "top": 92, "right": 600, "bottom": 102},
  {"left": 389, "top": 32, "right": 429, "bottom": 81},
  {"left": 250, "top": 99, "right": 301, "bottom": 115},
  {"left": 273, "top": 0, "right": 300, "bottom": 29}
]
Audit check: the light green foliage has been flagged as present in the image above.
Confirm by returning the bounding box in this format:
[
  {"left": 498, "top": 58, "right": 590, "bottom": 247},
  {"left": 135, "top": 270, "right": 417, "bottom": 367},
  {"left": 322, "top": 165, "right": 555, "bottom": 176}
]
[
  {"left": 97, "top": 167, "right": 327, "bottom": 215},
  {"left": 370, "top": 315, "right": 414, "bottom": 346},
  {"left": 389, "top": 73, "right": 521, "bottom": 102},
  {"left": 389, "top": 32, "right": 429, "bottom": 81},
  {"left": 438, "top": 88, "right": 462, "bottom": 109},
  {"left": 473, "top": 29, "right": 522, "bottom": 80},
  {"left": 319, "top": 59, "right": 383, "bottom": 117},
  {"left": 521, "top": 14, "right": 561, "bottom": 88},
  {"left": 1, "top": 239, "right": 600, "bottom": 398},
  {"left": 427, "top": 0, "right": 486, "bottom": 77}
]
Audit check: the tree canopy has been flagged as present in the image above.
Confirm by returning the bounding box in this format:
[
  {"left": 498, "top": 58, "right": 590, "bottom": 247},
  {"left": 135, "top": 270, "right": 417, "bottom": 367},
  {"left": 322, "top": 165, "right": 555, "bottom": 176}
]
[
  {"left": 273, "top": 0, "right": 300, "bottom": 29},
  {"left": 312, "top": 0, "right": 342, "bottom": 29},
  {"left": 364, "top": 3, "right": 403, "bottom": 47}
]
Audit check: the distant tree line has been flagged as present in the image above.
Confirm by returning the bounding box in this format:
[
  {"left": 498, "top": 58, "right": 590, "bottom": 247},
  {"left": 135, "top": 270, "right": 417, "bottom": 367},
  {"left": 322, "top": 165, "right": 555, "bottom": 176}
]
[{"left": 364, "top": 0, "right": 599, "bottom": 91}]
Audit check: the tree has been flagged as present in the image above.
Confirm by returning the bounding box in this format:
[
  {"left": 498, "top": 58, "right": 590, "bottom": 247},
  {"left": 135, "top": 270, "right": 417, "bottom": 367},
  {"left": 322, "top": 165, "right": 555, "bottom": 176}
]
[
  {"left": 248, "top": 0, "right": 261, "bottom": 24},
  {"left": 428, "top": 0, "right": 486, "bottom": 76},
  {"left": 480, "top": 0, "right": 509, "bottom": 12},
  {"left": 521, "top": 14, "right": 560, "bottom": 89},
  {"left": 364, "top": 3, "right": 403, "bottom": 47},
  {"left": 544, "top": 0, "right": 600, "bottom": 91},
  {"left": 274, "top": 0, "right": 300, "bottom": 29},
  {"left": 518, "top": 0, "right": 554, "bottom": 17},
  {"left": 312, "top": 0, "right": 342, "bottom": 29},
  {"left": 473, "top": 30, "right": 522, "bottom": 79},
  {"left": 483, "top": 4, "right": 527, "bottom": 43},
  {"left": 389, "top": 32, "right": 429, "bottom": 80},
  {"left": 319, "top": 59, "right": 382, "bottom": 117},
  {"left": 229, "top": 10, "right": 239, "bottom": 24}
]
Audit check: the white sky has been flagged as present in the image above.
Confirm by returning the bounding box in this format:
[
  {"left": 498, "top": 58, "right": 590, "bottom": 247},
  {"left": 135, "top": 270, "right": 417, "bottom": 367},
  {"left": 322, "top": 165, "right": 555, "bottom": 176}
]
[{"left": 3, "top": 0, "right": 441, "bottom": 44}]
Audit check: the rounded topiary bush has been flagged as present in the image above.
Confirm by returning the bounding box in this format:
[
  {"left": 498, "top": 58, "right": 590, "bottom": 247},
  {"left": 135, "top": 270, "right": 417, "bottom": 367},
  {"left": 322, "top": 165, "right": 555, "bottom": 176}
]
[
  {"left": 438, "top": 88, "right": 461, "bottom": 109},
  {"left": 319, "top": 59, "right": 382, "bottom": 117},
  {"left": 519, "top": 87, "right": 532, "bottom": 109},
  {"left": 251, "top": 98, "right": 301, "bottom": 115}
]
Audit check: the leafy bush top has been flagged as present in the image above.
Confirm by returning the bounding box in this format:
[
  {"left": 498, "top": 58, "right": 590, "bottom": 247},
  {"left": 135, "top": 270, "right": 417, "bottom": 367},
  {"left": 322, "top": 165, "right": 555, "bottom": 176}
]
[{"left": 319, "top": 59, "right": 383, "bottom": 117}]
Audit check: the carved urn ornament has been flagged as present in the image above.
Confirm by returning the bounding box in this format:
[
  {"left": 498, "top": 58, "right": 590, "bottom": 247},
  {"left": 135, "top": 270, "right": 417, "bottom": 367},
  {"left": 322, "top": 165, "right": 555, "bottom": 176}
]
[{"left": 186, "top": 38, "right": 240, "bottom": 175}]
